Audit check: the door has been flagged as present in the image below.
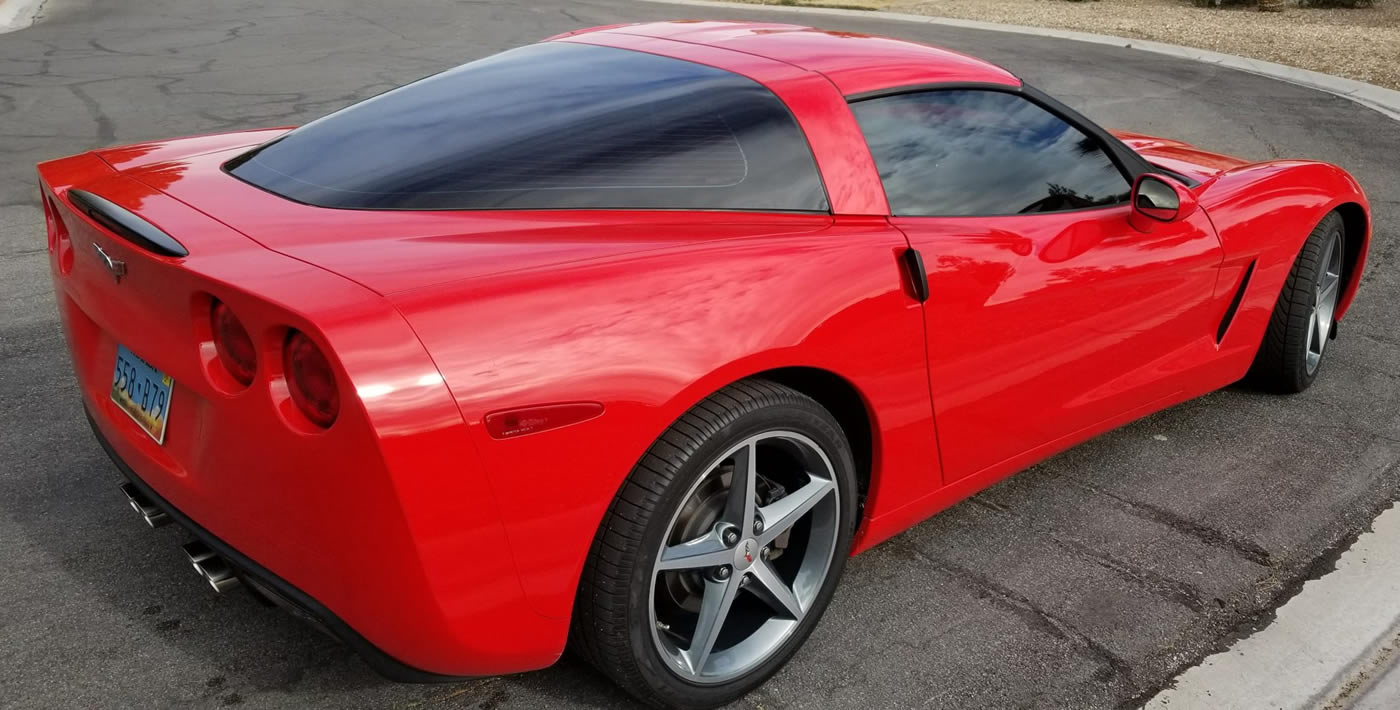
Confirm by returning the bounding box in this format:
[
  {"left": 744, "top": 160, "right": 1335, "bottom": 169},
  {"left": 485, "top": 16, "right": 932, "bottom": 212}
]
[{"left": 850, "top": 88, "right": 1223, "bottom": 481}]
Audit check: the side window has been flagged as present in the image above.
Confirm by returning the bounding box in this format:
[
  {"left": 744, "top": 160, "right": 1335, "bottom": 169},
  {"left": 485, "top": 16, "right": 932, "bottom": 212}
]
[{"left": 849, "top": 90, "right": 1131, "bottom": 217}]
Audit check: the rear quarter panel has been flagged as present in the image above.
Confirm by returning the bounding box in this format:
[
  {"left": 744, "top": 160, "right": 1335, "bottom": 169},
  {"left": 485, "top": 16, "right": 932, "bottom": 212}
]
[{"left": 390, "top": 215, "right": 939, "bottom": 620}]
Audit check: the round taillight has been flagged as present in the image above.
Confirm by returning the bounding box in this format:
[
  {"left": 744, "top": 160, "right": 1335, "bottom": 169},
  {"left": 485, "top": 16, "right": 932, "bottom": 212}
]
[
  {"left": 211, "top": 301, "right": 257, "bottom": 386},
  {"left": 283, "top": 330, "right": 339, "bottom": 428}
]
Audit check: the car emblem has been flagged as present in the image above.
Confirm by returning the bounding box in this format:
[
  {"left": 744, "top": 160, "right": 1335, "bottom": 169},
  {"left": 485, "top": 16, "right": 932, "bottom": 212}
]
[
  {"left": 742, "top": 539, "right": 756, "bottom": 564},
  {"left": 92, "top": 242, "right": 127, "bottom": 283}
]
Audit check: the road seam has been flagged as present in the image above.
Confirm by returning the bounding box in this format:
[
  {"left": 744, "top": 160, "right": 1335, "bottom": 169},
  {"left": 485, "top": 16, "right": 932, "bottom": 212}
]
[{"left": 637, "top": 0, "right": 1400, "bottom": 122}]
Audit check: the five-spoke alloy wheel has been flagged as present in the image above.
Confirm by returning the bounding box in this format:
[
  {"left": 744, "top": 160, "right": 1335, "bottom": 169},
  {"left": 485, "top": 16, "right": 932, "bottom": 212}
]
[
  {"left": 649, "top": 431, "right": 840, "bottom": 684},
  {"left": 572, "top": 380, "right": 857, "bottom": 709}
]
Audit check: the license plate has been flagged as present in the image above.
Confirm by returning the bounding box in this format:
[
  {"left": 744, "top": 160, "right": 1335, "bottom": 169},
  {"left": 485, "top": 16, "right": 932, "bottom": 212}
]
[{"left": 110, "top": 344, "right": 174, "bottom": 444}]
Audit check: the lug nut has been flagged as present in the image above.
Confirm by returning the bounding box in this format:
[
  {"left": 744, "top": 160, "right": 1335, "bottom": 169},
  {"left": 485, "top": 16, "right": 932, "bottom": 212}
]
[
  {"left": 753, "top": 518, "right": 764, "bottom": 535},
  {"left": 760, "top": 547, "right": 771, "bottom": 561},
  {"left": 714, "top": 565, "right": 732, "bottom": 580},
  {"left": 722, "top": 528, "right": 740, "bottom": 547}
]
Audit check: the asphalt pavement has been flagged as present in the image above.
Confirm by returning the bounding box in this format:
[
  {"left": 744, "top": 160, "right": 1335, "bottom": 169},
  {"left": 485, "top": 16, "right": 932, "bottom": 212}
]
[{"left": 1, "top": 1, "right": 1398, "bottom": 708}]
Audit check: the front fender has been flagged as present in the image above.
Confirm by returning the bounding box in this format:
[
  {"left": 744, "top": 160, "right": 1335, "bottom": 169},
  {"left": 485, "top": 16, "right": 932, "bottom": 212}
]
[{"left": 1196, "top": 160, "right": 1369, "bottom": 371}]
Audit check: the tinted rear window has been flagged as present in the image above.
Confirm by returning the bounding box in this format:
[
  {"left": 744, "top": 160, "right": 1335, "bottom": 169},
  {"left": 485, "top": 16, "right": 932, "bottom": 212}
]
[{"left": 228, "top": 42, "right": 828, "bottom": 212}]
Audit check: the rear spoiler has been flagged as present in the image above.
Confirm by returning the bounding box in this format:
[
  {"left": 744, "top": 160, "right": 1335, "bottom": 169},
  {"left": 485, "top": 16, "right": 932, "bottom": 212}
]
[{"left": 67, "top": 189, "right": 189, "bottom": 258}]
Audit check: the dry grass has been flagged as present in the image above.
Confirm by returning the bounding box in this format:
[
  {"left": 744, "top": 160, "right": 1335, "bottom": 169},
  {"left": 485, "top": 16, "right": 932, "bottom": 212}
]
[{"left": 730, "top": 0, "right": 1400, "bottom": 89}]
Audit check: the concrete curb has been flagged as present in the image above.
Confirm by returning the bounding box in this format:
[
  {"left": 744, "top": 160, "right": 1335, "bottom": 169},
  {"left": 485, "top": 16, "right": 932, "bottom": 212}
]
[
  {"left": 0, "top": 0, "right": 45, "bottom": 33},
  {"left": 638, "top": 0, "right": 1400, "bottom": 122},
  {"left": 1149, "top": 503, "right": 1400, "bottom": 709}
]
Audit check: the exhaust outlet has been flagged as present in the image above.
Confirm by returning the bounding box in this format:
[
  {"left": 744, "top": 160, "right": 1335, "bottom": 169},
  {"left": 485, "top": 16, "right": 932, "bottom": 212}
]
[
  {"left": 181, "top": 541, "right": 241, "bottom": 593},
  {"left": 118, "top": 482, "right": 171, "bottom": 528}
]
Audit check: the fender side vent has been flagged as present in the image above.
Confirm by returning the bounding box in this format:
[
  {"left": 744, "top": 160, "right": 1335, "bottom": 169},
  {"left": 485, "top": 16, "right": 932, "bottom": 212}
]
[
  {"left": 67, "top": 189, "right": 189, "bottom": 258},
  {"left": 1216, "top": 259, "right": 1256, "bottom": 344}
]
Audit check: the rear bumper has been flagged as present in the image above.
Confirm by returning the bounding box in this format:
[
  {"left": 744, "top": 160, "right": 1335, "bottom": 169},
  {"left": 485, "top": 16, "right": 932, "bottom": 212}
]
[{"left": 86, "top": 407, "right": 467, "bottom": 683}]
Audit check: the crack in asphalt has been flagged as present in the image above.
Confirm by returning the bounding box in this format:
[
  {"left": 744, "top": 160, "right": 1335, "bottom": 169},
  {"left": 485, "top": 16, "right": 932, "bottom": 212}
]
[
  {"left": 1067, "top": 481, "right": 1275, "bottom": 568},
  {"left": 966, "top": 496, "right": 1212, "bottom": 614},
  {"left": 65, "top": 83, "right": 116, "bottom": 145},
  {"left": 892, "top": 537, "right": 1138, "bottom": 686}
]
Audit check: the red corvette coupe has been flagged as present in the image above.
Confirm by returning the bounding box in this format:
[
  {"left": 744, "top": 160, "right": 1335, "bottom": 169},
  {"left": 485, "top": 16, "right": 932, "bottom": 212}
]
[{"left": 40, "top": 20, "right": 1368, "bottom": 709}]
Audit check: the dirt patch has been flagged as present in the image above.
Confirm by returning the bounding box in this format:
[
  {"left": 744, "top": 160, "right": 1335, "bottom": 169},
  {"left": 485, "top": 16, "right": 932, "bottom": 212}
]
[{"left": 728, "top": 0, "right": 1400, "bottom": 89}]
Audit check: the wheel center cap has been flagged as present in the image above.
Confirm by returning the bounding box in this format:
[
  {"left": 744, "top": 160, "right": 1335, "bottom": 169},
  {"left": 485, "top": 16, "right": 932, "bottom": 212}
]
[{"left": 734, "top": 538, "right": 758, "bottom": 571}]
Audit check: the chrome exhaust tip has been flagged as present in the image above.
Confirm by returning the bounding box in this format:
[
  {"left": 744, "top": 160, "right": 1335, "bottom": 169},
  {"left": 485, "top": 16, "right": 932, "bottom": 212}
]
[
  {"left": 181, "top": 541, "right": 241, "bottom": 593},
  {"left": 118, "top": 482, "right": 171, "bottom": 528}
]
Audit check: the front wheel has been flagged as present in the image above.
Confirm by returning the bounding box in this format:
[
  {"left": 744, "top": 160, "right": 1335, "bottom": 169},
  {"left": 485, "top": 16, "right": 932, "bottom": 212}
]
[
  {"left": 571, "top": 380, "right": 858, "bottom": 709},
  {"left": 1248, "top": 211, "right": 1346, "bottom": 393}
]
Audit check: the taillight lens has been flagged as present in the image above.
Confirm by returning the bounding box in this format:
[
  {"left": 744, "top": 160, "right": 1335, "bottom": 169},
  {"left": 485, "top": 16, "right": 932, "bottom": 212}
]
[
  {"left": 211, "top": 301, "right": 256, "bottom": 386},
  {"left": 284, "top": 330, "right": 339, "bottom": 428}
]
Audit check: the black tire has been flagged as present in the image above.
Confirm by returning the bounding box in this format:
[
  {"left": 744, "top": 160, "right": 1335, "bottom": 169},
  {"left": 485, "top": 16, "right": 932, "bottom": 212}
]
[
  {"left": 570, "top": 379, "right": 859, "bottom": 709},
  {"left": 1247, "top": 211, "right": 1346, "bottom": 393}
]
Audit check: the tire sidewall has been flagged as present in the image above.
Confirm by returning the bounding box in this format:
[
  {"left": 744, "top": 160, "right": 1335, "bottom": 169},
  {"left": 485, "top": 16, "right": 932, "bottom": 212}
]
[
  {"left": 1248, "top": 210, "right": 1347, "bottom": 394},
  {"left": 1290, "top": 221, "right": 1345, "bottom": 390}
]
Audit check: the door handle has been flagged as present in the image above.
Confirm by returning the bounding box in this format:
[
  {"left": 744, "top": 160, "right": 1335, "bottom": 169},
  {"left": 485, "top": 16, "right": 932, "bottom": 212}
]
[{"left": 902, "top": 247, "right": 929, "bottom": 303}]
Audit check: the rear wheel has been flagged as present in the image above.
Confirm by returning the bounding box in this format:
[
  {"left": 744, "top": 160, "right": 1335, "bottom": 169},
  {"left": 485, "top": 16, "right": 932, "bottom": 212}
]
[
  {"left": 571, "top": 380, "right": 857, "bottom": 709},
  {"left": 1248, "top": 212, "right": 1346, "bottom": 393}
]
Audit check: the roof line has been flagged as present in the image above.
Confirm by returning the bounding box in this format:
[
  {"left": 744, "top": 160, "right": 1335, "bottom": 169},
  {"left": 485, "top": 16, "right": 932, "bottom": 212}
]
[{"left": 593, "top": 27, "right": 851, "bottom": 96}]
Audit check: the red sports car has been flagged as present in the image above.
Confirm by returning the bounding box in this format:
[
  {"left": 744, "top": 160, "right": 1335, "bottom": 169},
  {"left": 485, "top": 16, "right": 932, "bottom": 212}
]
[{"left": 39, "top": 20, "right": 1368, "bottom": 709}]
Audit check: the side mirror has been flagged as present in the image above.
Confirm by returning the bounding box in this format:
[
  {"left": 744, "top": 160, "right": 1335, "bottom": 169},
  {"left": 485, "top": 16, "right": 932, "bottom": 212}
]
[{"left": 1129, "top": 173, "right": 1197, "bottom": 231}]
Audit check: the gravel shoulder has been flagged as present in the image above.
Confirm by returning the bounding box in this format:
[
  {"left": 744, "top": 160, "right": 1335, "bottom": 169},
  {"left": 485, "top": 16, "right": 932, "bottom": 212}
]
[{"left": 732, "top": 0, "right": 1400, "bottom": 90}]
